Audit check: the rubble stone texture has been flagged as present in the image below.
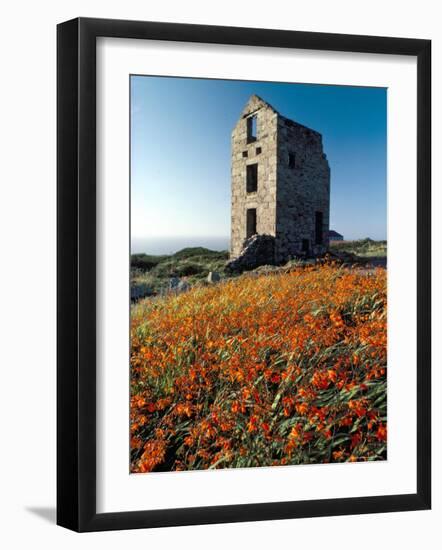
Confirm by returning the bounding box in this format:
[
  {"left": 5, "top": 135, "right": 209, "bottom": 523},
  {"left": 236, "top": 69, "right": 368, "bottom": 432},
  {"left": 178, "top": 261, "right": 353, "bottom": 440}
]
[
  {"left": 230, "top": 95, "right": 330, "bottom": 263},
  {"left": 226, "top": 234, "right": 275, "bottom": 272}
]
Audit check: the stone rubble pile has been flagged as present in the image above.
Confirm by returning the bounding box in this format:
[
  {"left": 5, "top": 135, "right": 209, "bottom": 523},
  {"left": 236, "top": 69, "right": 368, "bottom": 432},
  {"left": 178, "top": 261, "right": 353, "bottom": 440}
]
[{"left": 226, "top": 234, "right": 276, "bottom": 272}]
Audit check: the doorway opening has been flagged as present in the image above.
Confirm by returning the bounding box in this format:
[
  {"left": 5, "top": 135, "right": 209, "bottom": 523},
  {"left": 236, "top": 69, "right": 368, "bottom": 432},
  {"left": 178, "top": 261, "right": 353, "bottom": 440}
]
[{"left": 246, "top": 208, "right": 257, "bottom": 239}]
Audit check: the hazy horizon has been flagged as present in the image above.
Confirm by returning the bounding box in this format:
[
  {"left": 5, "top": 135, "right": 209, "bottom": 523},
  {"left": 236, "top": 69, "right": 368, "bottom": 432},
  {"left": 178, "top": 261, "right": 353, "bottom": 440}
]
[
  {"left": 131, "top": 236, "right": 230, "bottom": 255},
  {"left": 131, "top": 234, "right": 386, "bottom": 256}
]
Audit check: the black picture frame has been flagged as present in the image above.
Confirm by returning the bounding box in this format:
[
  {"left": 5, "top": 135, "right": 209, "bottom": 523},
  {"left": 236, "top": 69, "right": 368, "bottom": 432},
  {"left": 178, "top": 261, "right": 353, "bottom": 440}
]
[{"left": 57, "top": 17, "right": 431, "bottom": 532}]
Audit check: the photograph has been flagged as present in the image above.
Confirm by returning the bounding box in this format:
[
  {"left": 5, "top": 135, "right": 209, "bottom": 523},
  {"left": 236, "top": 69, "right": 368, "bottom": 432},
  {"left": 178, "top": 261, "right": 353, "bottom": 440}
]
[
  {"left": 0, "top": 0, "right": 434, "bottom": 539},
  {"left": 129, "top": 76, "right": 387, "bottom": 473},
  {"left": 51, "top": 9, "right": 431, "bottom": 536}
]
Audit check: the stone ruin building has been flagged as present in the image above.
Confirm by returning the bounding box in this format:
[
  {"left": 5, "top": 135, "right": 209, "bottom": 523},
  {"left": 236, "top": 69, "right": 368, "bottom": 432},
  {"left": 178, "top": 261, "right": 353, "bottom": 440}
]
[{"left": 230, "top": 95, "right": 330, "bottom": 267}]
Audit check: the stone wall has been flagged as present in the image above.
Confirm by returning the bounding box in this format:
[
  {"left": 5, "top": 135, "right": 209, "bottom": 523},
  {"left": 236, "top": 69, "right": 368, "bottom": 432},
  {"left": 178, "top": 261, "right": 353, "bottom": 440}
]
[
  {"left": 230, "top": 95, "right": 278, "bottom": 258},
  {"left": 275, "top": 116, "right": 330, "bottom": 261},
  {"left": 230, "top": 95, "right": 330, "bottom": 263}
]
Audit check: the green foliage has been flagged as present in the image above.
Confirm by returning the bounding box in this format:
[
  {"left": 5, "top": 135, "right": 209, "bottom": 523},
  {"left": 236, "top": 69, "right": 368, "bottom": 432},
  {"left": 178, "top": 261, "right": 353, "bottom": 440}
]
[
  {"left": 172, "top": 247, "right": 228, "bottom": 261},
  {"left": 131, "top": 253, "right": 169, "bottom": 270},
  {"left": 330, "top": 238, "right": 387, "bottom": 258},
  {"left": 130, "top": 247, "right": 229, "bottom": 298},
  {"left": 131, "top": 247, "right": 228, "bottom": 271}
]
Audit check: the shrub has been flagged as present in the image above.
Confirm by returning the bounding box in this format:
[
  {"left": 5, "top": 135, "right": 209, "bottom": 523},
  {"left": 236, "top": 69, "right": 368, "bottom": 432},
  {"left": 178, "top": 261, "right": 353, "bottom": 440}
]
[
  {"left": 131, "top": 253, "right": 168, "bottom": 271},
  {"left": 175, "top": 263, "right": 205, "bottom": 277},
  {"left": 172, "top": 247, "right": 228, "bottom": 260}
]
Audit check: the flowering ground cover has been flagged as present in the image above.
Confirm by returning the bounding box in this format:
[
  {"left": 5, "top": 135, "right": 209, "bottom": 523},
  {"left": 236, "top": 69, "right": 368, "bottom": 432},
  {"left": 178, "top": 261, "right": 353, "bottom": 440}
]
[{"left": 130, "top": 263, "right": 387, "bottom": 473}]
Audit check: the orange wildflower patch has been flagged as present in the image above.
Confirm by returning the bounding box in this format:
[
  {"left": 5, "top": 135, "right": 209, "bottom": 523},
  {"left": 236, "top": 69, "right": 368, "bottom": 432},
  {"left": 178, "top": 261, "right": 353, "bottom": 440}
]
[{"left": 130, "top": 264, "right": 387, "bottom": 472}]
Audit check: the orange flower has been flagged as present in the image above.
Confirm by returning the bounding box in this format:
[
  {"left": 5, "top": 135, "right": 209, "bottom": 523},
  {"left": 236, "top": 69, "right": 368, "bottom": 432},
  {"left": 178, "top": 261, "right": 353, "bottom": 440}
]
[
  {"left": 289, "top": 424, "right": 302, "bottom": 440},
  {"left": 247, "top": 416, "right": 258, "bottom": 432},
  {"left": 330, "top": 311, "right": 344, "bottom": 329},
  {"left": 332, "top": 449, "right": 344, "bottom": 461},
  {"left": 311, "top": 371, "right": 330, "bottom": 390},
  {"left": 376, "top": 423, "right": 387, "bottom": 441},
  {"left": 261, "top": 422, "right": 270, "bottom": 433},
  {"left": 327, "top": 369, "right": 337, "bottom": 383},
  {"left": 130, "top": 263, "right": 387, "bottom": 472},
  {"left": 348, "top": 400, "right": 367, "bottom": 418},
  {"left": 340, "top": 415, "right": 353, "bottom": 427},
  {"left": 137, "top": 439, "right": 167, "bottom": 473},
  {"left": 295, "top": 402, "right": 308, "bottom": 415}
]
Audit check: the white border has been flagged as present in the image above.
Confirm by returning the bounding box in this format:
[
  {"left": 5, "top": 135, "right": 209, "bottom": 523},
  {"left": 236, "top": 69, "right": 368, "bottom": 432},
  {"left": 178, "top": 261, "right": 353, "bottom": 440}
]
[{"left": 96, "top": 38, "right": 417, "bottom": 513}]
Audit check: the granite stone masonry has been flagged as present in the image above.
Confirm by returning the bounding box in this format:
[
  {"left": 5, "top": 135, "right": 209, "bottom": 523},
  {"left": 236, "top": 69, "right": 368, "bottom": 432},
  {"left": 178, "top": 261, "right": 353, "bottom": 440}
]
[{"left": 230, "top": 95, "right": 330, "bottom": 264}]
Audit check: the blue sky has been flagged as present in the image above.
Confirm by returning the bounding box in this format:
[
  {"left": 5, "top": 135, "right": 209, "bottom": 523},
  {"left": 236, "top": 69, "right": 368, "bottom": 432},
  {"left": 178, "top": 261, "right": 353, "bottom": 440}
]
[{"left": 131, "top": 76, "right": 386, "bottom": 253}]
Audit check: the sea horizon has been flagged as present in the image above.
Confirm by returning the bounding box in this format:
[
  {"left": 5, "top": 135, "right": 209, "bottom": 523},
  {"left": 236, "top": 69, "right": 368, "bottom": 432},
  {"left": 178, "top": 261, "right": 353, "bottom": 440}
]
[{"left": 131, "top": 236, "right": 230, "bottom": 255}]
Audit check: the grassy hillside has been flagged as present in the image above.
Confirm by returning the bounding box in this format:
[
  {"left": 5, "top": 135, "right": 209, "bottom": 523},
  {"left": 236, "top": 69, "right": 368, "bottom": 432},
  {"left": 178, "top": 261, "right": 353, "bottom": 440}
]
[
  {"left": 330, "top": 238, "right": 387, "bottom": 258},
  {"left": 131, "top": 247, "right": 229, "bottom": 297},
  {"left": 131, "top": 240, "right": 387, "bottom": 299},
  {"left": 130, "top": 264, "right": 387, "bottom": 472}
]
